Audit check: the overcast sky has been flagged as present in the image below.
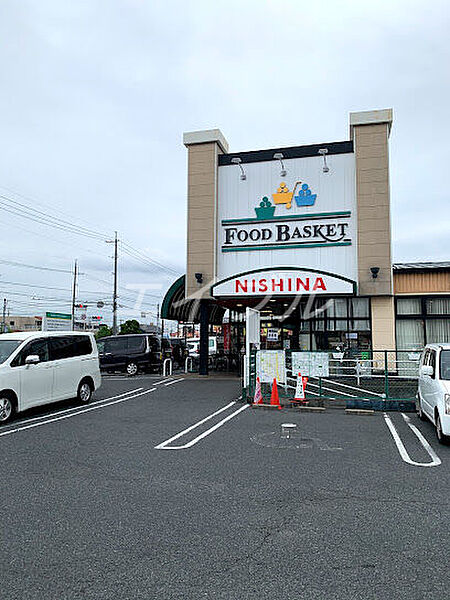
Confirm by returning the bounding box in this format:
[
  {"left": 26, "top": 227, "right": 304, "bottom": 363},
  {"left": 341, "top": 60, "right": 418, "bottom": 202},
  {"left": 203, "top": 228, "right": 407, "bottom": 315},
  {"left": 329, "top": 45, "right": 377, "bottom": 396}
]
[{"left": 0, "top": 0, "right": 449, "bottom": 324}]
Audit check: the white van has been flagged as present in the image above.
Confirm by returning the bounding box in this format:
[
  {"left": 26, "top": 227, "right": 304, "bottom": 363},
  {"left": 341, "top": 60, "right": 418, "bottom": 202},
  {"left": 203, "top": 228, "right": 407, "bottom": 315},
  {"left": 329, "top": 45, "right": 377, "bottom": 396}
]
[
  {"left": 187, "top": 337, "right": 217, "bottom": 358},
  {"left": 0, "top": 331, "right": 101, "bottom": 424},
  {"left": 417, "top": 343, "right": 450, "bottom": 444}
]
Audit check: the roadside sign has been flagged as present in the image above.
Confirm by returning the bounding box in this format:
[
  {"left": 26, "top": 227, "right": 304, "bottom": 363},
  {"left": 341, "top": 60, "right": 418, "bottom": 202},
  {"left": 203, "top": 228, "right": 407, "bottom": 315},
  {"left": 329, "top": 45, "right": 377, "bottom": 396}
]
[
  {"left": 256, "top": 350, "right": 286, "bottom": 384},
  {"left": 42, "top": 312, "right": 73, "bottom": 332},
  {"left": 292, "top": 351, "right": 330, "bottom": 377},
  {"left": 97, "top": 301, "right": 105, "bottom": 309}
]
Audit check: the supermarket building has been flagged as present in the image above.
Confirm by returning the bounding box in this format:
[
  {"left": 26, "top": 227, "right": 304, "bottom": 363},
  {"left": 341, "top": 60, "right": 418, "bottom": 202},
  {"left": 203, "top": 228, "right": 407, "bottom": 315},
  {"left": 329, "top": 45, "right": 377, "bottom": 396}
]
[{"left": 162, "top": 109, "right": 450, "bottom": 373}]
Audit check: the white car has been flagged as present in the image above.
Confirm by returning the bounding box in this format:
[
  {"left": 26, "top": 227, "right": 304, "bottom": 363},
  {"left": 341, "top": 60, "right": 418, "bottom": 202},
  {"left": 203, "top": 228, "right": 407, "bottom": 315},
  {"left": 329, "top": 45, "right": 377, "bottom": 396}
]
[
  {"left": 417, "top": 343, "right": 450, "bottom": 444},
  {"left": 187, "top": 337, "right": 217, "bottom": 358},
  {"left": 0, "top": 331, "right": 101, "bottom": 424}
]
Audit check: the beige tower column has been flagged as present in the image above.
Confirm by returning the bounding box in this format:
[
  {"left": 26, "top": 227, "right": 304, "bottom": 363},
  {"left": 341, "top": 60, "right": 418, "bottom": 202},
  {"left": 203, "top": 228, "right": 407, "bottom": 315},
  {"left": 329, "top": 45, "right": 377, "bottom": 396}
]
[
  {"left": 183, "top": 129, "right": 228, "bottom": 299},
  {"left": 350, "top": 109, "right": 395, "bottom": 350}
]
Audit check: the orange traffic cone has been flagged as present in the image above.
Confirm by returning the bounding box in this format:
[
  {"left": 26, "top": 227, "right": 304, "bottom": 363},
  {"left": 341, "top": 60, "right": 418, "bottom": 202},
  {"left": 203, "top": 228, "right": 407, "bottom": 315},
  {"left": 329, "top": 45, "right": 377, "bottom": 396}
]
[
  {"left": 253, "top": 377, "right": 263, "bottom": 405},
  {"left": 270, "top": 378, "right": 282, "bottom": 410}
]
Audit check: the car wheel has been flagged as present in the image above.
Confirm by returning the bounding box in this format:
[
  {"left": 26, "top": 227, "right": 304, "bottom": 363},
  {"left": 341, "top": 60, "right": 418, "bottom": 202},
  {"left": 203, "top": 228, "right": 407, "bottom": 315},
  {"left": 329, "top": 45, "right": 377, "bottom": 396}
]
[
  {"left": 417, "top": 396, "right": 426, "bottom": 421},
  {"left": 436, "top": 413, "right": 450, "bottom": 445},
  {"left": 0, "top": 395, "right": 15, "bottom": 424},
  {"left": 77, "top": 380, "right": 93, "bottom": 404},
  {"left": 126, "top": 362, "right": 138, "bottom": 376}
]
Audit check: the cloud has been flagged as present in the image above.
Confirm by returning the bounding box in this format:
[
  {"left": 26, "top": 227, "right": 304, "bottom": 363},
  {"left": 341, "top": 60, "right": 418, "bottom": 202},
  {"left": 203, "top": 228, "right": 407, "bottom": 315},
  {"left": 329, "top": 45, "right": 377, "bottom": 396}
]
[{"left": 0, "top": 0, "right": 448, "bottom": 318}]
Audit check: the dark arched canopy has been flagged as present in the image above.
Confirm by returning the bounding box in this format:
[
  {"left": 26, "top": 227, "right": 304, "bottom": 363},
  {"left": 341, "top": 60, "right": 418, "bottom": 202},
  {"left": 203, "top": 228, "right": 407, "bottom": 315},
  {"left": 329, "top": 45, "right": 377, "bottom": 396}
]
[{"left": 161, "top": 275, "right": 226, "bottom": 324}]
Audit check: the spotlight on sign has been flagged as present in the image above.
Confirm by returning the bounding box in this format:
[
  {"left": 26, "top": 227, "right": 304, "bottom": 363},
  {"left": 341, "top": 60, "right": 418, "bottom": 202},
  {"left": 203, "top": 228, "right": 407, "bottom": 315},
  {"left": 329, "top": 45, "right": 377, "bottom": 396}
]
[
  {"left": 273, "top": 152, "right": 287, "bottom": 177},
  {"left": 318, "top": 148, "right": 330, "bottom": 173},
  {"left": 231, "top": 157, "right": 246, "bottom": 180}
]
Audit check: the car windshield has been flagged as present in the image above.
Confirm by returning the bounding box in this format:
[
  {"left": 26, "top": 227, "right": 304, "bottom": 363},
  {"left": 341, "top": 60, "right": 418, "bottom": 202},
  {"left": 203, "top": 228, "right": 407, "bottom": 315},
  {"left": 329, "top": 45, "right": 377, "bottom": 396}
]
[
  {"left": 0, "top": 340, "right": 21, "bottom": 364},
  {"left": 440, "top": 350, "right": 450, "bottom": 380}
]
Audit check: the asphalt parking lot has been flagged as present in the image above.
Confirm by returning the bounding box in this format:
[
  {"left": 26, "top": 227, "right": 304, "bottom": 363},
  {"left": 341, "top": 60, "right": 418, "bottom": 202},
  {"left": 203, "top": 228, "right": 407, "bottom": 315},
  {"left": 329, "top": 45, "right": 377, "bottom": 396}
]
[{"left": 2, "top": 374, "right": 450, "bottom": 600}]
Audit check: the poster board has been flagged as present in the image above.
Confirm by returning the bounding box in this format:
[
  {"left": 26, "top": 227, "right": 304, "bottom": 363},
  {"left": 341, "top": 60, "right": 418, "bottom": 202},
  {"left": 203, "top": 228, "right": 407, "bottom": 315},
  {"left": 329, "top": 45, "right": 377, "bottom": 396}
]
[
  {"left": 256, "top": 350, "right": 286, "bottom": 384},
  {"left": 42, "top": 312, "right": 73, "bottom": 332},
  {"left": 291, "top": 352, "right": 329, "bottom": 378}
]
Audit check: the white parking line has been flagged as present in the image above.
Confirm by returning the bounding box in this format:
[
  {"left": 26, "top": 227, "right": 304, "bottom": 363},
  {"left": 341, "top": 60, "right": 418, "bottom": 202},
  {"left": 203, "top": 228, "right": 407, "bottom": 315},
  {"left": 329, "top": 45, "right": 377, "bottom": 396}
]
[
  {"left": 0, "top": 388, "right": 156, "bottom": 439},
  {"left": 383, "top": 412, "right": 441, "bottom": 467},
  {"left": 164, "top": 378, "right": 185, "bottom": 387},
  {"left": 155, "top": 400, "right": 248, "bottom": 450},
  {"left": 2, "top": 388, "right": 144, "bottom": 429}
]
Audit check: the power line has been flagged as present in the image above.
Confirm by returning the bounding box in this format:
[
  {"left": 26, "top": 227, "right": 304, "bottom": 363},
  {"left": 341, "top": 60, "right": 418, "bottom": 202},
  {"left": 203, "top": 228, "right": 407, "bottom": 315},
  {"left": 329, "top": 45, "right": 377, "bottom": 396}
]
[
  {"left": 0, "top": 184, "right": 110, "bottom": 238},
  {"left": 121, "top": 240, "right": 181, "bottom": 276},
  {"left": 0, "top": 196, "right": 106, "bottom": 241},
  {"left": 0, "top": 259, "right": 73, "bottom": 274}
]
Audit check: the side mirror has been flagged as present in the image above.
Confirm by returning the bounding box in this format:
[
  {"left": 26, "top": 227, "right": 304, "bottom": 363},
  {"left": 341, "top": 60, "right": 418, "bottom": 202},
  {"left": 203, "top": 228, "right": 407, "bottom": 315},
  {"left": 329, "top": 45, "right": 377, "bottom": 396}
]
[
  {"left": 25, "top": 354, "right": 40, "bottom": 365},
  {"left": 420, "top": 365, "right": 434, "bottom": 377}
]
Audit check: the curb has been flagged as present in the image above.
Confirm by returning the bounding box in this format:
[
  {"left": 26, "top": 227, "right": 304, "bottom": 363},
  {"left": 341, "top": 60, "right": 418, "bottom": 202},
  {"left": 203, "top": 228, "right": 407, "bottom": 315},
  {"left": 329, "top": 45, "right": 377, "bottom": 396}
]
[{"left": 345, "top": 408, "right": 375, "bottom": 416}]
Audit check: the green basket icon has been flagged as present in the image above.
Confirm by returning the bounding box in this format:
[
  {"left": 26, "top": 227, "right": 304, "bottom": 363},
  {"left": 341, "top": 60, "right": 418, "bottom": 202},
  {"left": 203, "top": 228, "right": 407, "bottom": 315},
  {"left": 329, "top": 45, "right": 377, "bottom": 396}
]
[{"left": 255, "top": 197, "right": 275, "bottom": 220}]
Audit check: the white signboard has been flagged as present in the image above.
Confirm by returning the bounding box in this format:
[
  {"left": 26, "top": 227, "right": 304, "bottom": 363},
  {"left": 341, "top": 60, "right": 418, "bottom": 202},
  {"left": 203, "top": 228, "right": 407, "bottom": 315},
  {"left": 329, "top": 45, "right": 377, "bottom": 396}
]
[
  {"left": 42, "top": 312, "right": 73, "bottom": 332},
  {"left": 213, "top": 269, "right": 355, "bottom": 297},
  {"left": 246, "top": 307, "right": 261, "bottom": 345},
  {"left": 256, "top": 350, "right": 286, "bottom": 384},
  {"left": 291, "top": 351, "right": 329, "bottom": 378},
  {"left": 267, "top": 328, "right": 279, "bottom": 341},
  {"left": 217, "top": 152, "right": 357, "bottom": 283}
]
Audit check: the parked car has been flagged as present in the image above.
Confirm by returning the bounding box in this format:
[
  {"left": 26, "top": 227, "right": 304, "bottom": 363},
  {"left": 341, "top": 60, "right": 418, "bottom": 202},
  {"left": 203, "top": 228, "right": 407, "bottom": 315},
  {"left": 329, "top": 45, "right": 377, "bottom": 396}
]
[
  {"left": 97, "top": 334, "right": 168, "bottom": 375},
  {"left": 0, "top": 331, "right": 101, "bottom": 424},
  {"left": 417, "top": 343, "right": 450, "bottom": 444},
  {"left": 187, "top": 337, "right": 217, "bottom": 358}
]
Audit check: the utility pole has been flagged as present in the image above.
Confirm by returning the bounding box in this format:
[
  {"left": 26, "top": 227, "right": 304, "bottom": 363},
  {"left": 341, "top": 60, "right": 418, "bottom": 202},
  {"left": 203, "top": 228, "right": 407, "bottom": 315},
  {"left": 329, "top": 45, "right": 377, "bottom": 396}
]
[
  {"left": 71, "top": 259, "right": 78, "bottom": 331},
  {"left": 106, "top": 232, "right": 119, "bottom": 335},
  {"left": 113, "top": 231, "right": 118, "bottom": 335},
  {"left": 1, "top": 298, "right": 6, "bottom": 334},
  {"left": 156, "top": 303, "right": 160, "bottom": 336}
]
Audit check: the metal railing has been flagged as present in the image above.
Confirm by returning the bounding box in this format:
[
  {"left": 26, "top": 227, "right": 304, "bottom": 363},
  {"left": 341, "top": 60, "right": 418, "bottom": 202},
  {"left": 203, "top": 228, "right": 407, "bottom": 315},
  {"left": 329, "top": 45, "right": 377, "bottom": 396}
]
[{"left": 244, "top": 349, "right": 420, "bottom": 410}]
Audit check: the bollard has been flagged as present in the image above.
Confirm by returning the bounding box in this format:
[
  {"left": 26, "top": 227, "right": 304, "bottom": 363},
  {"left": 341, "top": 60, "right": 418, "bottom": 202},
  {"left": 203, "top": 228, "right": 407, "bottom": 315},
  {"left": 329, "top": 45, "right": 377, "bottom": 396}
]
[
  {"left": 163, "top": 358, "right": 173, "bottom": 377},
  {"left": 185, "top": 356, "right": 193, "bottom": 373}
]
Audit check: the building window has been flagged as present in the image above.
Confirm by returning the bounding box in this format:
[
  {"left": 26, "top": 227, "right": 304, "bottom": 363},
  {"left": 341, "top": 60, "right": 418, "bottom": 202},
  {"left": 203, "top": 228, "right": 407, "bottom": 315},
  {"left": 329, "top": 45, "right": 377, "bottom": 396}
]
[
  {"left": 426, "top": 298, "right": 450, "bottom": 315},
  {"left": 396, "top": 319, "right": 425, "bottom": 350},
  {"left": 396, "top": 295, "right": 450, "bottom": 349},
  {"left": 426, "top": 319, "right": 450, "bottom": 344},
  {"left": 397, "top": 298, "right": 422, "bottom": 315},
  {"left": 351, "top": 298, "right": 369, "bottom": 318},
  {"left": 297, "top": 297, "right": 371, "bottom": 351}
]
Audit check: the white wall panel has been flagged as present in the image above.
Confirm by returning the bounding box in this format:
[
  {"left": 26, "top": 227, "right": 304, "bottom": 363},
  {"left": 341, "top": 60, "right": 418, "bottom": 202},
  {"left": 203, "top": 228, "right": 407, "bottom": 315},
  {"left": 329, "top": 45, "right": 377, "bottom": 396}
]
[{"left": 216, "top": 152, "right": 357, "bottom": 284}]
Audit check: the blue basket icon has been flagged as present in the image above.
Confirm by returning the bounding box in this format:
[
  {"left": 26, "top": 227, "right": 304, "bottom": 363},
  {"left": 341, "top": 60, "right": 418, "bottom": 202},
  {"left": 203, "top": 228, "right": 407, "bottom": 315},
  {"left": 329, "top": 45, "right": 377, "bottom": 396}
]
[{"left": 294, "top": 183, "right": 316, "bottom": 207}]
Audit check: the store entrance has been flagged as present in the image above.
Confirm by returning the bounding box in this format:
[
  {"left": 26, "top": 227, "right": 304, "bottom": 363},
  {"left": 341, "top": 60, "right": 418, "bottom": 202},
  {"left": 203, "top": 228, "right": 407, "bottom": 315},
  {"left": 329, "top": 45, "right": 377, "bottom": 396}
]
[{"left": 245, "top": 296, "right": 372, "bottom": 354}]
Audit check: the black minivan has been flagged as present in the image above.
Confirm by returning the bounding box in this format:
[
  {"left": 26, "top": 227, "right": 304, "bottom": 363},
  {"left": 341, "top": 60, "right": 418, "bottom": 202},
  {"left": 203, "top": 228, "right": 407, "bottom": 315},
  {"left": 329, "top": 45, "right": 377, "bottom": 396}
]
[{"left": 97, "top": 334, "right": 171, "bottom": 375}]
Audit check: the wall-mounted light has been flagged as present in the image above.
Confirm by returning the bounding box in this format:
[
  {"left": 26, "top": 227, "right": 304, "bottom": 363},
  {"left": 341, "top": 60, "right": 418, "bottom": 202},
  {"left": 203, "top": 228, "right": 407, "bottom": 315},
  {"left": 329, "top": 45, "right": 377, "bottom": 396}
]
[
  {"left": 273, "top": 152, "right": 286, "bottom": 177},
  {"left": 231, "top": 157, "right": 246, "bottom": 180},
  {"left": 195, "top": 272, "right": 203, "bottom": 284},
  {"left": 318, "top": 148, "right": 329, "bottom": 173},
  {"left": 370, "top": 266, "right": 380, "bottom": 279}
]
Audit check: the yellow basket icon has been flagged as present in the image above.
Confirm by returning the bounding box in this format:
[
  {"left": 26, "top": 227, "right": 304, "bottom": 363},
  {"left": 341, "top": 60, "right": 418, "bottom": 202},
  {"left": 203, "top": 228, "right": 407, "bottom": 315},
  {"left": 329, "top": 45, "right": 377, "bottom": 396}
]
[{"left": 272, "top": 182, "right": 293, "bottom": 209}]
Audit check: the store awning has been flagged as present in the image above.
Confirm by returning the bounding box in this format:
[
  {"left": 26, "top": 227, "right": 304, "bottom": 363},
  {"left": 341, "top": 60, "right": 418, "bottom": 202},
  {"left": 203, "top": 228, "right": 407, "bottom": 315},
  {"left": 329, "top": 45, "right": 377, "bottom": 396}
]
[{"left": 160, "top": 275, "right": 226, "bottom": 324}]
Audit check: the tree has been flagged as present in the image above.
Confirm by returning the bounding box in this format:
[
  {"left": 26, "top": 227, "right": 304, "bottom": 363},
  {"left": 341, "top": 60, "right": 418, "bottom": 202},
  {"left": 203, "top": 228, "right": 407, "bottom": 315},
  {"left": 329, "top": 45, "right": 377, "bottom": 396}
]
[
  {"left": 96, "top": 325, "right": 112, "bottom": 339},
  {"left": 119, "top": 319, "right": 142, "bottom": 335}
]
